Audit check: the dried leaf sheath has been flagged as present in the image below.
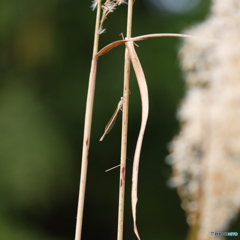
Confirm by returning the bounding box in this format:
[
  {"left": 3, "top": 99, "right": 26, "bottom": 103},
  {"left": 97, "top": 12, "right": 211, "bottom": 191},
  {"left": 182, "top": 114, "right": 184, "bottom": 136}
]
[
  {"left": 100, "top": 97, "right": 123, "bottom": 141},
  {"left": 125, "top": 40, "right": 149, "bottom": 240}
]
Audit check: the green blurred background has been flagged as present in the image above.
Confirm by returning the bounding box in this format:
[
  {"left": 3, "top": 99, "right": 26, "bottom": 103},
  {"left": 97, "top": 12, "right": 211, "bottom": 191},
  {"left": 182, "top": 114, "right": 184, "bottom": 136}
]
[{"left": 0, "top": 0, "right": 212, "bottom": 239}]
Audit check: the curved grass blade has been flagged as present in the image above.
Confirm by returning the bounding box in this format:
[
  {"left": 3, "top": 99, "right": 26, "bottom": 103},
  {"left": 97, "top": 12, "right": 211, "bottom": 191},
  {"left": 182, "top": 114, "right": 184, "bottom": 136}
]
[
  {"left": 125, "top": 40, "right": 149, "bottom": 240},
  {"left": 96, "top": 33, "right": 219, "bottom": 57}
]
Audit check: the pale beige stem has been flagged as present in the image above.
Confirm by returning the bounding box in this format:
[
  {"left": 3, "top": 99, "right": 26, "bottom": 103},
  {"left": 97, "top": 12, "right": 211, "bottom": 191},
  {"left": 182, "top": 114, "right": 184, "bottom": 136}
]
[
  {"left": 74, "top": 1, "right": 102, "bottom": 240},
  {"left": 117, "top": 0, "right": 133, "bottom": 240}
]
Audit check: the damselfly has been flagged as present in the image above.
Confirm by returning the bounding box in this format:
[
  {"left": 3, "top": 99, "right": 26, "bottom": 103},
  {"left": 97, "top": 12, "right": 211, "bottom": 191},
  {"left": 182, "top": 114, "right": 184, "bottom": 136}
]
[{"left": 99, "top": 97, "right": 123, "bottom": 141}]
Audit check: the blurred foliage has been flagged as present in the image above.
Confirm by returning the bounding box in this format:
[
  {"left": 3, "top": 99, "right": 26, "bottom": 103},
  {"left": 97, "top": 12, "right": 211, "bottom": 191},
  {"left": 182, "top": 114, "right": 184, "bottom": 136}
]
[{"left": 0, "top": 0, "right": 213, "bottom": 239}]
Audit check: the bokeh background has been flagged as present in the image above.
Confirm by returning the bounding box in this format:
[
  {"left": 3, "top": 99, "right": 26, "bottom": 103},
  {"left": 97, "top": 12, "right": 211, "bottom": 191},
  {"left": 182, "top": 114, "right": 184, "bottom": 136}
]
[{"left": 0, "top": 0, "right": 220, "bottom": 239}]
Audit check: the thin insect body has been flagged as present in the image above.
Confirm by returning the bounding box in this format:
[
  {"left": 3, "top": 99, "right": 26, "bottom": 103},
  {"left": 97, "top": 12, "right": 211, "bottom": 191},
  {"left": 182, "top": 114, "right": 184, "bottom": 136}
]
[{"left": 100, "top": 97, "right": 123, "bottom": 141}]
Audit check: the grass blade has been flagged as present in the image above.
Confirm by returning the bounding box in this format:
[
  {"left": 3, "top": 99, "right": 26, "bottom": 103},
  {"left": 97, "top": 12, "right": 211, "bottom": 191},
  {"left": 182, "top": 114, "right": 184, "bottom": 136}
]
[{"left": 125, "top": 40, "right": 149, "bottom": 240}]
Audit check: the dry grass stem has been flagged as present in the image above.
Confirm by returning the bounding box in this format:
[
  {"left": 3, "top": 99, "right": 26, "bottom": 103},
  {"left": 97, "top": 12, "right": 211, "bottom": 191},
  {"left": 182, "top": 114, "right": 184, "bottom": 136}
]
[
  {"left": 117, "top": 0, "right": 133, "bottom": 239},
  {"left": 74, "top": 1, "right": 102, "bottom": 240}
]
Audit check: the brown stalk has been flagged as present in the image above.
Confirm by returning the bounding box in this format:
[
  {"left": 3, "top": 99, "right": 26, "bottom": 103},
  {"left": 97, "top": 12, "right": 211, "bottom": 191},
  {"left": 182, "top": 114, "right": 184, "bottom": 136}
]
[
  {"left": 117, "top": 0, "right": 133, "bottom": 239},
  {"left": 74, "top": 1, "right": 102, "bottom": 240}
]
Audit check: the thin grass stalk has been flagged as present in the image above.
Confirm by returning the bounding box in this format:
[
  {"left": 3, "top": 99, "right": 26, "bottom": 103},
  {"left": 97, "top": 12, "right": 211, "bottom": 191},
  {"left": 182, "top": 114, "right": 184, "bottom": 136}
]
[
  {"left": 117, "top": 0, "right": 133, "bottom": 239},
  {"left": 74, "top": 1, "right": 102, "bottom": 240}
]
